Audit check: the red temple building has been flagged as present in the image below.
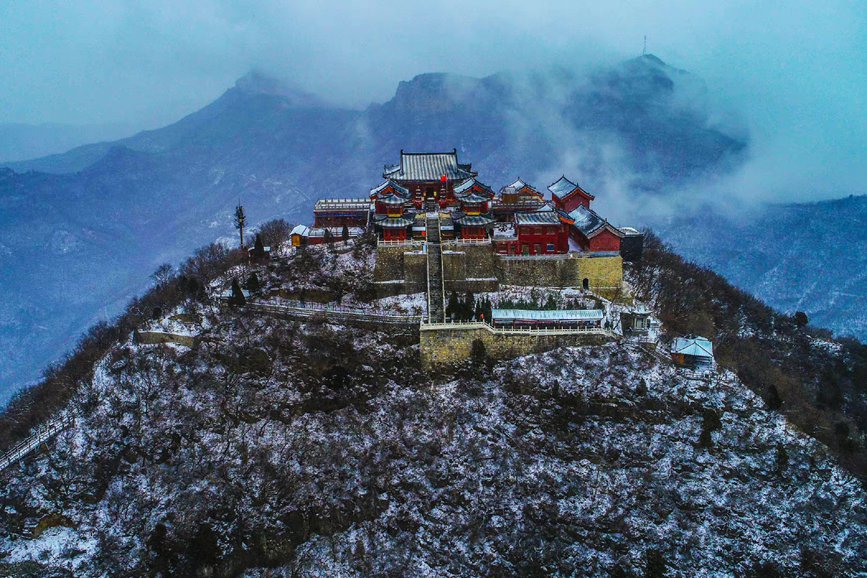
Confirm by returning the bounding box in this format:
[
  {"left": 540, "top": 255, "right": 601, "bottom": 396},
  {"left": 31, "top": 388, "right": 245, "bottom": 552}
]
[
  {"left": 452, "top": 177, "right": 495, "bottom": 240},
  {"left": 304, "top": 152, "right": 629, "bottom": 255},
  {"left": 568, "top": 205, "right": 624, "bottom": 253},
  {"left": 313, "top": 199, "right": 371, "bottom": 228},
  {"left": 370, "top": 178, "right": 415, "bottom": 242},
  {"left": 549, "top": 176, "right": 595, "bottom": 213},
  {"left": 493, "top": 178, "right": 546, "bottom": 219},
  {"left": 383, "top": 150, "right": 477, "bottom": 208},
  {"left": 513, "top": 207, "right": 571, "bottom": 255}
]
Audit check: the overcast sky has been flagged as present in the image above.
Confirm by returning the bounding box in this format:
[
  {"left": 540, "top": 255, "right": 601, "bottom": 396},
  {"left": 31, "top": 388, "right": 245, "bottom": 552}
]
[{"left": 2, "top": 0, "right": 866, "bottom": 198}]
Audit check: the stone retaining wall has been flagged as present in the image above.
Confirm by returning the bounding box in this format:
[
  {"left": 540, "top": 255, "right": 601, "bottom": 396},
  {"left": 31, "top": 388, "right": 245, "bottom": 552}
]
[
  {"left": 420, "top": 324, "right": 614, "bottom": 368},
  {"left": 375, "top": 244, "right": 623, "bottom": 299},
  {"left": 373, "top": 244, "right": 427, "bottom": 295}
]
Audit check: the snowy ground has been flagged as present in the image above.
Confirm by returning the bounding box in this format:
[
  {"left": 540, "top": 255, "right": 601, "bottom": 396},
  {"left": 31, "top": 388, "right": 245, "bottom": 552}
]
[{"left": 2, "top": 324, "right": 864, "bottom": 575}]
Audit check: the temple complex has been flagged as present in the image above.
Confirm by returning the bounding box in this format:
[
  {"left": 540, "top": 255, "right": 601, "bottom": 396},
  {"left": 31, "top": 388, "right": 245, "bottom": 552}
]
[{"left": 298, "top": 150, "right": 638, "bottom": 301}]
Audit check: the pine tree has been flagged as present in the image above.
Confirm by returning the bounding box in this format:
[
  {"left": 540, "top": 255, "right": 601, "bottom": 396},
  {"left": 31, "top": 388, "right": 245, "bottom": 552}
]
[
  {"left": 464, "top": 291, "right": 475, "bottom": 321},
  {"left": 447, "top": 291, "right": 459, "bottom": 321},
  {"left": 342, "top": 225, "right": 349, "bottom": 242},
  {"left": 234, "top": 203, "right": 247, "bottom": 248},
  {"left": 229, "top": 277, "right": 246, "bottom": 306},
  {"left": 246, "top": 272, "right": 261, "bottom": 294},
  {"left": 254, "top": 233, "right": 265, "bottom": 258},
  {"left": 794, "top": 311, "right": 809, "bottom": 328},
  {"left": 544, "top": 293, "right": 558, "bottom": 310}
]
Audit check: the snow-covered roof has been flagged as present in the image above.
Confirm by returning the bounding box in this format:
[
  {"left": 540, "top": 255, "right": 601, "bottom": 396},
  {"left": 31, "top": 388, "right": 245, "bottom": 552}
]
[
  {"left": 547, "top": 176, "right": 578, "bottom": 197},
  {"left": 314, "top": 198, "right": 371, "bottom": 211},
  {"left": 671, "top": 336, "right": 714, "bottom": 359},
  {"left": 369, "top": 180, "right": 410, "bottom": 199},
  {"left": 516, "top": 211, "right": 561, "bottom": 226},
  {"left": 492, "top": 308, "right": 604, "bottom": 322},
  {"left": 291, "top": 224, "right": 310, "bottom": 236},
  {"left": 454, "top": 178, "right": 476, "bottom": 194},
  {"left": 374, "top": 216, "right": 413, "bottom": 228},
  {"left": 569, "top": 205, "right": 623, "bottom": 239},
  {"left": 455, "top": 215, "right": 494, "bottom": 227},
  {"left": 459, "top": 192, "right": 490, "bottom": 204},
  {"left": 377, "top": 194, "right": 405, "bottom": 205},
  {"left": 503, "top": 177, "right": 527, "bottom": 191},
  {"left": 383, "top": 150, "right": 475, "bottom": 181}
]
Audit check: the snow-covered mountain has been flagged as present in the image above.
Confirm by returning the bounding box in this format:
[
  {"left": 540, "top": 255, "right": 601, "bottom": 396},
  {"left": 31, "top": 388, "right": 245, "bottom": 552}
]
[
  {"left": 0, "top": 56, "right": 745, "bottom": 404},
  {"left": 657, "top": 195, "right": 867, "bottom": 341},
  {"left": 1, "top": 234, "right": 865, "bottom": 576}
]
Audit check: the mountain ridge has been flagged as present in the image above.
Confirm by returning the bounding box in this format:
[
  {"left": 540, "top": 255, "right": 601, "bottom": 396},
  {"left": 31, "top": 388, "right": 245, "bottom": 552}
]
[
  {"left": 1, "top": 226, "right": 865, "bottom": 576},
  {"left": 0, "top": 56, "right": 747, "bottom": 403}
]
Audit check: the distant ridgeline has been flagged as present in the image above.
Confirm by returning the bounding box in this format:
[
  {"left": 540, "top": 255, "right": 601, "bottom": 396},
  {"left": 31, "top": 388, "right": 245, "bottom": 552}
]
[{"left": 294, "top": 149, "right": 643, "bottom": 301}]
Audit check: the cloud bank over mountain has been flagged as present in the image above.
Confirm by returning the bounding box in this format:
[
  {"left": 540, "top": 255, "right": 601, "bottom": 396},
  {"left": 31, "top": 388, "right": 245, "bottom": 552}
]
[{"left": 2, "top": 1, "right": 865, "bottom": 203}]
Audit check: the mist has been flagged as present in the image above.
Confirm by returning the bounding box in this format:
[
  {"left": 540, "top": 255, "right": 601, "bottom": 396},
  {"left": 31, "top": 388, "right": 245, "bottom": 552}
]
[{"left": 2, "top": 0, "right": 865, "bottom": 205}]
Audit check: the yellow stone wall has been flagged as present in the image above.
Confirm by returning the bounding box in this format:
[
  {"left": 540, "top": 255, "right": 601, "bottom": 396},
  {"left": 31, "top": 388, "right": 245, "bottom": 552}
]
[
  {"left": 376, "top": 245, "right": 624, "bottom": 298},
  {"left": 576, "top": 255, "right": 624, "bottom": 299},
  {"left": 419, "top": 324, "right": 614, "bottom": 368}
]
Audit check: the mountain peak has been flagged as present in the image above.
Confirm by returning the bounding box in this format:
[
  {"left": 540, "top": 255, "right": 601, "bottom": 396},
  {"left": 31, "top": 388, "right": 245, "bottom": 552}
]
[{"left": 232, "top": 71, "right": 325, "bottom": 108}]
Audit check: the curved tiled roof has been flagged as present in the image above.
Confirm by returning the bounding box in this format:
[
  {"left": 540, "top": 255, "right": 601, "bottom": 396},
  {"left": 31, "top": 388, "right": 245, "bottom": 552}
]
[
  {"left": 569, "top": 205, "right": 624, "bottom": 238},
  {"left": 377, "top": 194, "right": 405, "bottom": 205},
  {"left": 383, "top": 150, "right": 476, "bottom": 181},
  {"left": 455, "top": 177, "right": 495, "bottom": 198},
  {"left": 459, "top": 192, "right": 490, "bottom": 204},
  {"left": 369, "top": 180, "right": 410, "bottom": 199},
  {"left": 515, "top": 211, "right": 561, "bottom": 226},
  {"left": 500, "top": 178, "right": 542, "bottom": 197},
  {"left": 374, "top": 215, "right": 414, "bottom": 228},
  {"left": 548, "top": 176, "right": 578, "bottom": 197},
  {"left": 548, "top": 175, "right": 595, "bottom": 201},
  {"left": 455, "top": 215, "right": 494, "bottom": 227}
]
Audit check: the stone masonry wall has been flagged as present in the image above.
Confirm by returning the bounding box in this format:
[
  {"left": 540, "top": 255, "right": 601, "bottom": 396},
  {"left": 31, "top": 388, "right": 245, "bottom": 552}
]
[
  {"left": 420, "top": 324, "right": 614, "bottom": 368},
  {"left": 495, "top": 254, "right": 623, "bottom": 299},
  {"left": 376, "top": 245, "right": 623, "bottom": 299},
  {"left": 374, "top": 245, "right": 427, "bottom": 294},
  {"left": 576, "top": 255, "right": 624, "bottom": 299},
  {"left": 496, "top": 255, "right": 575, "bottom": 287}
]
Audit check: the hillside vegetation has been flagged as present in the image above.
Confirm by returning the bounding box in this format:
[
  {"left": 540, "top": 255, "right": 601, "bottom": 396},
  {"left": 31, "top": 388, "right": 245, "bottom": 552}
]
[
  {"left": 1, "top": 232, "right": 866, "bottom": 576},
  {"left": 657, "top": 194, "right": 867, "bottom": 341}
]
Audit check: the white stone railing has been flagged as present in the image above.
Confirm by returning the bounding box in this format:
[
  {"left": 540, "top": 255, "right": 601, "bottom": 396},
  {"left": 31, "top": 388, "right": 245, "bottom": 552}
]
[
  {"left": 377, "top": 239, "right": 424, "bottom": 248},
  {"left": 245, "top": 300, "right": 422, "bottom": 325},
  {"left": 420, "top": 320, "right": 614, "bottom": 336},
  {"left": 0, "top": 412, "right": 74, "bottom": 473},
  {"left": 443, "top": 238, "right": 492, "bottom": 246}
]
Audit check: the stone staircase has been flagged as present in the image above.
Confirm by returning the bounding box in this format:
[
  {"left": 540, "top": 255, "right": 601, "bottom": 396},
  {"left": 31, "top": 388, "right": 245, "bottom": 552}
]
[{"left": 426, "top": 212, "right": 446, "bottom": 322}]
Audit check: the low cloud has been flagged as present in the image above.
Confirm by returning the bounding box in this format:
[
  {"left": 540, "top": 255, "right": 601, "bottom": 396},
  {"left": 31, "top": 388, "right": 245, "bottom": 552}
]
[{"left": 1, "top": 0, "right": 865, "bottom": 205}]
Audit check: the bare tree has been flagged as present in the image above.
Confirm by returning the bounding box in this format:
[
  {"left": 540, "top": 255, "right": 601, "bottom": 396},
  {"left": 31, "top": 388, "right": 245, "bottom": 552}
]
[{"left": 150, "top": 263, "right": 174, "bottom": 287}]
